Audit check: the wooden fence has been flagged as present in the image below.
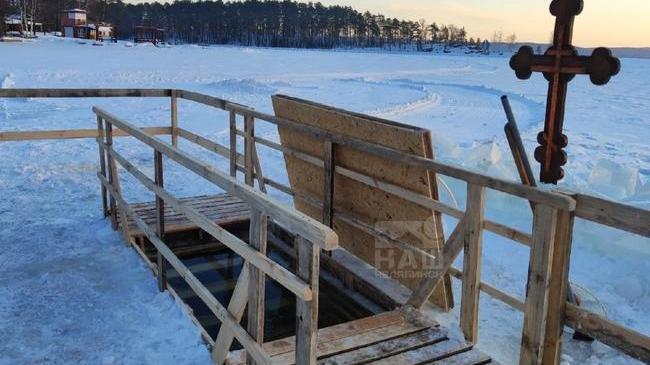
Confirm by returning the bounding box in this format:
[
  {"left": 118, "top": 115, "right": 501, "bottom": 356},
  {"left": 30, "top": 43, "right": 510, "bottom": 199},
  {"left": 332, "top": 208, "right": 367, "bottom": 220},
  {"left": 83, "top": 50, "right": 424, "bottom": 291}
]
[{"left": 0, "top": 88, "right": 648, "bottom": 365}]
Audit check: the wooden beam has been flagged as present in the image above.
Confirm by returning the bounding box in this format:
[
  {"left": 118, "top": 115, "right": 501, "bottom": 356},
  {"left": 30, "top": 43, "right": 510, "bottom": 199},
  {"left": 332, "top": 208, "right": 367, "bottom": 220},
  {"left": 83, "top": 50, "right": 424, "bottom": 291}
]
[
  {"left": 0, "top": 88, "right": 171, "bottom": 98},
  {"left": 565, "top": 303, "right": 650, "bottom": 362},
  {"left": 212, "top": 264, "right": 251, "bottom": 365},
  {"left": 96, "top": 116, "right": 109, "bottom": 218},
  {"left": 322, "top": 141, "right": 335, "bottom": 227},
  {"left": 407, "top": 215, "right": 467, "bottom": 309},
  {"left": 244, "top": 115, "right": 255, "bottom": 187},
  {"left": 102, "top": 147, "right": 313, "bottom": 301},
  {"left": 98, "top": 175, "right": 273, "bottom": 365},
  {"left": 230, "top": 112, "right": 238, "bottom": 178},
  {"left": 155, "top": 150, "right": 167, "bottom": 292},
  {"left": 171, "top": 90, "right": 179, "bottom": 147},
  {"left": 247, "top": 209, "right": 268, "bottom": 365},
  {"left": 178, "top": 128, "right": 245, "bottom": 167},
  {"left": 460, "top": 184, "right": 485, "bottom": 344},
  {"left": 0, "top": 127, "right": 172, "bottom": 142},
  {"left": 573, "top": 193, "right": 650, "bottom": 238},
  {"left": 519, "top": 205, "right": 558, "bottom": 365},
  {"left": 94, "top": 107, "right": 338, "bottom": 251},
  {"left": 177, "top": 89, "right": 228, "bottom": 109},
  {"left": 295, "top": 236, "right": 319, "bottom": 365},
  {"left": 541, "top": 209, "right": 574, "bottom": 364}
]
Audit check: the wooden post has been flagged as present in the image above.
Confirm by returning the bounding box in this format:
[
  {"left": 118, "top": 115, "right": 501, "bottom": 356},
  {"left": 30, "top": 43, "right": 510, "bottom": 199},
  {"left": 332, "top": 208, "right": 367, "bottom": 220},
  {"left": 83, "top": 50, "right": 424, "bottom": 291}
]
[
  {"left": 244, "top": 115, "right": 255, "bottom": 187},
  {"left": 247, "top": 209, "right": 267, "bottom": 365},
  {"left": 230, "top": 111, "right": 238, "bottom": 178},
  {"left": 322, "top": 140, "right": 335, "bottom": 227},
  {"left": 155, "top": 150, "right": 167, "bottom": 292},
  {"left": 542, "top": 209, "right": 575, "bottom": 364},
  {"left": 104, "top": 120, "right": 118, "bottom": 230},
  {"left": 96, "top": 116, "right": 109, "bottom": 218},
  {"left": 171, "top": 89, "right": 179, "bottom": 147},
  {"left": 519, "top": 204, "right": 559, "bottom": 365},
  {"left": 295, "top": 236, "right": 319, "bottom": 365},
  {"left": 459, "top": 183, "right": 485, "bottom": 344}
]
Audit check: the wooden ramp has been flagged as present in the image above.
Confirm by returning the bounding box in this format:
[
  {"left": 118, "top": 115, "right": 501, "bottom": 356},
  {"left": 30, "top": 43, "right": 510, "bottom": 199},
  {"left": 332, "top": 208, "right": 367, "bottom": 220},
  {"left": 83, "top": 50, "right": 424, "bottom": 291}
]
[
  {"left": 226, "top": 308, "right": 494, "bottom": 365},
  {"left": 118, "top": 194, "right": 250, "bottom": 236}
]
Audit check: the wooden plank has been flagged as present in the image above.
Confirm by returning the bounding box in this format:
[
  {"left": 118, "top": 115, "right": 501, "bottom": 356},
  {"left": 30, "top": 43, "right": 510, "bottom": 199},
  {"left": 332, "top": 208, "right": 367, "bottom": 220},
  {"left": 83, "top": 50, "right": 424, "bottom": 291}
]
[
  {"left": 460, "top": 184, "right": 486, "bottom": 344},
  {"left": 366, "top": 338, "right": 473, "bottom": 365},
  {"left": 98, "top": 175, "right": 274, "bottom": 365},
  {"left": 155, "top": 150, "right": 167, "bottom": 292},
  {"left": 0, "top": 88, "right": 171, "bottom": 98},
  {"left": 407, "top": 216, "right": 466, "bottom": 308},
  {"left": 227, "top": 310, "right": 409, "bottom": 365},
  {"left": 229, "top": 102, "right": 575, "bottom": 210},
  {"left": 296, "top": 236, "right": 319, "bottom": 365},
  {"left": 247, "top": 210, "right": 268, "bottom": 365},
  {"left": 171, "top": 90, "right": 179, "bottom": 147},
  {"left": 0, "top": 127, "right": 172, "bottom": 142},
  {"left": 96, "top": 116, "right": 109, "bottom": 218},
  {"left": 565, "top": 303, "right": 650, "bottom": 362},
  {"left": 541, "top": 210, "right": 574, "bottom": 364},
  {"left": 252, "top": 143, "right": 268, "bottom": 193},
  {"left": 273, "top": 95, "right": 451, "bottom": 308},
  {"left": 274, "top": 322, "right": 433, "bottom": 365},
  {"left": 94, "top": 106, "right": 338, "bottom": 251},
  {"left": 427, "top": 349, "right": 492, "bottom": 365},
  {"left": 244, "top": 115, "right": 255, "bottom": 187},
  {"left": 177, "top": 89, "right": 228, "bottom": 109},
  {"left": 322, "top": 141, "right": 335, "bottom": 227},
  {"left": 318, "top": 327, "right": 446, "bottom": 365},
  {"left": 213, "top": 264, "right": 251, "bottom": 365},
  {"left": 103, "top": 147, "right": 313, "bottom": 301},
  {"left": 230, "top": 112, "right": 239, "bottom": 177},
  {"left": 519, "top": 205, "right": 558, "bottom": 365},
  {"left": 573, "top": 193, "right": 650, "bottom": 238},
  {"left": 178, "top": 128, "right": 243, "bottom": 164}
]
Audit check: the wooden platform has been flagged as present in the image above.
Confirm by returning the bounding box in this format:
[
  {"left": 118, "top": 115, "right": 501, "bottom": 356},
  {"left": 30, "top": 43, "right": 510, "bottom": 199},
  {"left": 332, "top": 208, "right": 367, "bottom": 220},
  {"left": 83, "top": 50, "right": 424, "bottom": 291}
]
[
  {"left": 226, "top": 308, "right": 494, "bottom": 365},
  {"left": 119, "top": 194, "right": 250, "bottom": 236}
]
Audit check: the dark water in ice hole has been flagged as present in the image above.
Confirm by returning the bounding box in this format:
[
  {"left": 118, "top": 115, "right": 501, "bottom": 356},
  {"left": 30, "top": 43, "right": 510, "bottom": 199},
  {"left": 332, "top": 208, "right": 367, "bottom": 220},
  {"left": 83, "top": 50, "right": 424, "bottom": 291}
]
[{"left": 166, "top": 246, "right": 374, "bottom": 346}]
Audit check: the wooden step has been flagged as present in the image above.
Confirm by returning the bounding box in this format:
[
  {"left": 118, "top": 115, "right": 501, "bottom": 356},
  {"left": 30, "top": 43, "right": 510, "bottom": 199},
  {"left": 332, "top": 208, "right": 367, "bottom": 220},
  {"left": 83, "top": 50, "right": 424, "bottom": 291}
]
[
  {"left": 118, "top": 193, "right": 250, "bottom": 236},
  {"left": 225, "top": 308, "right": 494, "bottom": 365}
]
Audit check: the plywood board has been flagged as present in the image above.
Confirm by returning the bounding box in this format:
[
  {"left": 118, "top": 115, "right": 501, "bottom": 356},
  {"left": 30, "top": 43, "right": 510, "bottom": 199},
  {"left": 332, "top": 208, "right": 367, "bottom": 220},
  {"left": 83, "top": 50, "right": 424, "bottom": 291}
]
[{"left": 272, "top": 95, "right": 453, "bottom": 309}]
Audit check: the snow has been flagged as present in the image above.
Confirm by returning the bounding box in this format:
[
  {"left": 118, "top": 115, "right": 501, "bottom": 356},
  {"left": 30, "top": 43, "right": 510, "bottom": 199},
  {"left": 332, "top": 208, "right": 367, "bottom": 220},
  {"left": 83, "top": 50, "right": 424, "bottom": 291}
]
[{"left": 0, "top": 36, "right": 648, "bottom": 364}]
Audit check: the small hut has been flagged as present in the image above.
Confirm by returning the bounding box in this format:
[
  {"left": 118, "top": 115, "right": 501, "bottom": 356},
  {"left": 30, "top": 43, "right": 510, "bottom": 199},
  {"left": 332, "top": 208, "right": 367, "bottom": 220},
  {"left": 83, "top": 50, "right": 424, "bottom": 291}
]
[
  {"left": 3, "top": 14, "right": 43, "bottom": 37},
  {"left": 61, "top": 9, "right": 93, "bottom": 39},
  {"left": 134, "top": 26, "right": 165, "bottom": 45}
]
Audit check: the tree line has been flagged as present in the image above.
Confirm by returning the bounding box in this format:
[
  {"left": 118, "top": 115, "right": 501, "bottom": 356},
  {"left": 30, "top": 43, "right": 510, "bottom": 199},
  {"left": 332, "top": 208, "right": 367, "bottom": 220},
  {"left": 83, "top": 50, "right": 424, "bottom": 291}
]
[{"left": 2, "top": 0, "right": 492, "bottom": 52}]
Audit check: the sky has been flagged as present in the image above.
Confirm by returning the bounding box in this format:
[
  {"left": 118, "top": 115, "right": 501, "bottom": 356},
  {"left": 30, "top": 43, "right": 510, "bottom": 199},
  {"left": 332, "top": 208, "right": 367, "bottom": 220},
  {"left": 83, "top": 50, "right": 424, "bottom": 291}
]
[{"left": 123, "top": 0, "right": 650, "bottom": 47}]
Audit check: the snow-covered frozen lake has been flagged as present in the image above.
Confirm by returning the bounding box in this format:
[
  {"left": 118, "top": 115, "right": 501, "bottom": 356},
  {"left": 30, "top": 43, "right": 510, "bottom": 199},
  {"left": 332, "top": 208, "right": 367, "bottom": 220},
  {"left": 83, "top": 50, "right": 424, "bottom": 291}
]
[{"left": 0, "top": 37, "right": 648, "bottom": 364}]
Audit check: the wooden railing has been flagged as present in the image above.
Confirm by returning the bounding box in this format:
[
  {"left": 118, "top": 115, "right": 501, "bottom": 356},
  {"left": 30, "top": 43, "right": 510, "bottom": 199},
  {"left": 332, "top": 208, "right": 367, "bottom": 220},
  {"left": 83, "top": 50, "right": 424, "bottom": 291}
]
[
  {"left": 1, "top": 88, "right": 648, "bottom": 365},
  {"left": 93, "top": 106, "right": 337, "bottom": 365}
]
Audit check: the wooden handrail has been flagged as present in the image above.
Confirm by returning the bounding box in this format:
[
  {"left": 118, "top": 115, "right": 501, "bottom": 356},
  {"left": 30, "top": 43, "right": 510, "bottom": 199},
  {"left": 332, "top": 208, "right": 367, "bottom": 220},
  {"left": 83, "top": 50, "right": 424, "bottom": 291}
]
[
  {"left": 0, "top": 88, "right": 171, "bottom": 98},
  {"left": 97, "top": 174, "right": 274, "bottom": 365},
  {"left": 102, "top": 143, "right": 313, "bottom": 301},
  {"left": 93, "top": 107, "right": 338, "bottom": 251}
]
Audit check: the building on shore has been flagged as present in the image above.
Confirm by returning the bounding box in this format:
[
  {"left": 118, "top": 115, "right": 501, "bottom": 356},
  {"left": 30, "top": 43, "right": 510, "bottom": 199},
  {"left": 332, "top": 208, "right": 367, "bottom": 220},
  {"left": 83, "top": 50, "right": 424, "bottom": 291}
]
[
  {"left": 3, "top": 14, "right": 43, "bottom": 38},
  {"left": 60, "top": 9, "right": 115, "bottom": 42},
  {"left": 134, "top": 26, "right": 165, "bottom": 45}
]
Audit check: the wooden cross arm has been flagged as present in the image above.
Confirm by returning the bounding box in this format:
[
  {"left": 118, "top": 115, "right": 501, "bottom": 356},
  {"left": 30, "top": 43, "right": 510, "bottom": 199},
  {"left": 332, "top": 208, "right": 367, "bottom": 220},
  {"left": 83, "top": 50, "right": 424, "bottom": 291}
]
[{"left": 510, "top": 46, "right": 621, "bottom": 85}]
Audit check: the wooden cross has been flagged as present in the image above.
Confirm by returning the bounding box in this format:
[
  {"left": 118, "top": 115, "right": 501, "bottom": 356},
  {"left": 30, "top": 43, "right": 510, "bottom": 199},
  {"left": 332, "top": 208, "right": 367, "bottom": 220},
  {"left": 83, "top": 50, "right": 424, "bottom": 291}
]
[{"left": 509, "top": 0, "right": 620, "bottom": 184}]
